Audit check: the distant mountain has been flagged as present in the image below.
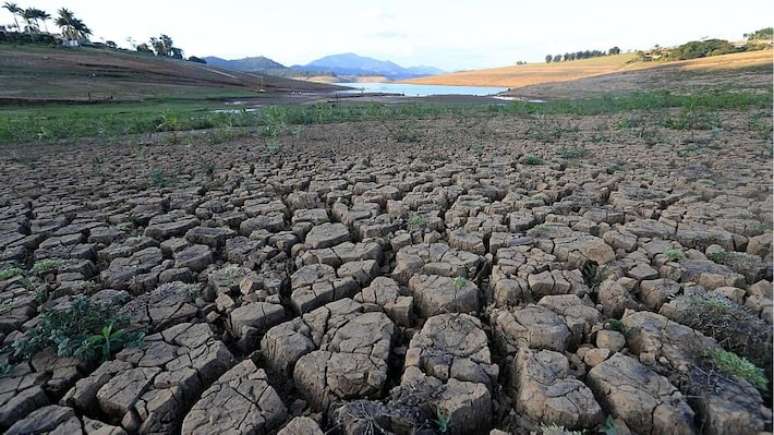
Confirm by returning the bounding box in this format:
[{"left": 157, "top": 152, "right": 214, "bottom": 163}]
[
  {"left": 294, "top": 53, "right": 444, "bottom": 79},
  {"left": 203, "top": 52, "right": 445, "bottom": 80},
  {"left": 405, "top": 65, "right": 446, "bottom": 76},
  {"left": 203, "top": 56, "right": 287, "bottom": 72}
]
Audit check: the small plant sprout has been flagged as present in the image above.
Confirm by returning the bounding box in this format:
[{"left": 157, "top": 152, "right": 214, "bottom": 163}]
[
  {"left": 435, "top": 407, "right": 451, "bottom": 433},
  {"left": 664, "top": 248, "right": 684, "bottom": 262},
  {"left": 408, "top": 214, "right": 427, "bottom": 230},
  {"left": 149, "top": 168, "right": 171, "bottom": 188},
  {"left": 606, "top": 319, "right": 625, "bottom": 333},
  {"left": 707, "top": 251, "right": 729, "bottom": 264},
  {"left": 82, "top": 321, "right": 145, "bottom": 362},
  {"left": 0, "top": 362, "right": 12, "bottom": 378},
  {"left": 452, "top": 275, "right": 467, "bottom": 290},
  {"left": 524, "top": 154, "right": 544, "bottom": 165}
]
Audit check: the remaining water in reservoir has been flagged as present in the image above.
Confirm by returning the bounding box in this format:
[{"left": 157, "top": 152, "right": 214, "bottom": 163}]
[{"left": 334, "top": 82, "right": 508, "bottom": 97}]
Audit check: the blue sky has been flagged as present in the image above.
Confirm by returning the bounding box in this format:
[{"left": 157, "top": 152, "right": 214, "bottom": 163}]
[{"left": 3, "top": 0, "right": 772, "bottom": 70}]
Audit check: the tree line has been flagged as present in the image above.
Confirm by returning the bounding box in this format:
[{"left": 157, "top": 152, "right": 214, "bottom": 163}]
[
  {"left": 3, "top": 2, "right": 91, "bottom": 40},
  {"left": 545, "top": 47, "right": 620, "bottom": 63},
  {"left": 2, "top": 2, "right": 205, "bottom": 63}
]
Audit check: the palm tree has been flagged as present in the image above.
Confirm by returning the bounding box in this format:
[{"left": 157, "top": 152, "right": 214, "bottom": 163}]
[
  {"left": 22, "top": 8, "right": 49, "bottom": 33},
  {"left": 2, "top": 2, "right": 21, "bottom": 31},
  {"left": 55, "top": 8, "right": 91, "bottom": 43},
  {"left": 35, "top": 9, "right": 50, "bottom": 32}
]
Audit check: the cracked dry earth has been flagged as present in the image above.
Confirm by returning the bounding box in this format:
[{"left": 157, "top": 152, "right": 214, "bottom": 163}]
[{"left": 0, "top": 114, "right": 772, "bottom": 435}]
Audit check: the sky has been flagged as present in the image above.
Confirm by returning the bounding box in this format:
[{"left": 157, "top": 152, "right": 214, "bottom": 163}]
[{"left": 2, "top": 0, "right": 771, "bottom": 71}]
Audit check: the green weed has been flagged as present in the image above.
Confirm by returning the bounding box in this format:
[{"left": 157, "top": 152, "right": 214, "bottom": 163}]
[
  {"left": 664, "top": 248, "right": 684, "bottom": 262},
  {"left": 10, "top": 296, "right": 144, "bottom": 363},
  {"left": 558, "top": 146, "right": 589, "bottom": 159},
  {"left": 31, "top": 259, "right": 61, "bottom": 276},
  {"left": 0, "top": 267, "right": 23, "bottom": 280}
]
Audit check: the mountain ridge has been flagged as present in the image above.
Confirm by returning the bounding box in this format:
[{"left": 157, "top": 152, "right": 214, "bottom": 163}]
[{"left": 206, "top": 52, "right": 444, "bottom": 79}]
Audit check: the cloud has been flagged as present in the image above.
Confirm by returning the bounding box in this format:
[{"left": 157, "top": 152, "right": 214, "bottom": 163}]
[{"left": 368, "top": 31, "right": 407, "bottom": 39}]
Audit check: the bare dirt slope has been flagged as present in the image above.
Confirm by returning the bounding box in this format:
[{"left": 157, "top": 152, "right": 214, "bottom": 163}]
[
  {"left": 0, "top": 45, "right": 337, "bottom": 102},
  {"left": 407, "top": 49, "right": 773, "bottom": 90}
]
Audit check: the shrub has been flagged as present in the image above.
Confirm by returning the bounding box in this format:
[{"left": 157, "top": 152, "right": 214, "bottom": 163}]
[
  {"left": 524, "top": 155, "right": 544, "bottom": 165},
  {"left": 10, "top": 296, "right": 144, "bottom": 363},
  {"left": 707, "top": 348, "right": 768, "bottom": 391},
  {"left": 671, "top": 294, "right": 772, "bottom": 371}
]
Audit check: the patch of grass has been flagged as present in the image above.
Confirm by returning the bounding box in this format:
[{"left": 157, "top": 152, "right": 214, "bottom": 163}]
[
  {"left": 524, "top": 155, "right": 544, "bottom": 166},
  {"left": 707, "top": 348, "right": 768, "bottom": 391},
  {"left": 539, "top": 424, "right": 583, "bottom": 435},
  {"left": 34, "top": 288, "right": 48, "bottom": 305},
  {"left": 606, "top": 163, "right": 624, "bottom": 174},
  {"left": 408, "top": 214, "right": 428, "bottom": 230},
  {"left": 663, "top": 108, "right": 721, "bottom": 130},
  {"left": 9, "top": 296, "right": 144, "bottom": 363},
  {"left": 664, "top": 248, "right": 685, "bottom": 262},
  {"left": 31, "top": 259, "right": 61, "bottom": 276},
  {"left": 0, "top": 267, "right": 23, "bottom": 280},
  {"left": 558, "top": 146, "right": 589, "bottom": 159},
  {"left": 500, "top": 90, "right": 771, "bottom": 116}
]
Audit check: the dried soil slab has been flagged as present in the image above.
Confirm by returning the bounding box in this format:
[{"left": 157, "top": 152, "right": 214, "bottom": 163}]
[
  {"left": 354, "top": 276, "right": 413, "bottom": 326},
  {"left": 304, "top": 223, "right": 350, "bottom": 249},
  {"left": 289, "top": 264, "right": 359, "bottom": 314},
  {"left": 119, "top": 281, "right": 198, "bottom": 332},
  {"left": 401, "top": 313, "right": 498, "bottom": 434},
  {"left": 292, "top": 303, "right": 395, "bottom": 410},
  {"left": 100, "top": 246, "right": 165, "bottom": 292},
  {"left": 70, "top": 323, "right": 234, "bottom": 434},
  {"left": 392, "top": 243, "right": 484, "bottom": 285},
  {"left": 181, "top": 360, "right": 286, "bottom": 435},
  {"left": 492, "top": 304, "right": 573, "bottom": 354},
  {"left": 587, "top": 353, "right": 695, "bottom": 435},
  {"left": 511, "top": 347, "right": 603, "bottom": 429},
  {"left": 6, "top": 405, "right": 126, "bottom": 435},
  {"left": 0, "top": 364, "right": 49, "bottom": 430},
  {"left": 527, "top": 224, "right": 615, "bottom": 267},
  {"left": 277, "top": 416, "right": 323, "bottom": 435},
  {"left": 408, "top": 274, "right": 480, "bottom": 316},
  {"left": 144, "top": 211, "right": 200, "bottom": 241}
]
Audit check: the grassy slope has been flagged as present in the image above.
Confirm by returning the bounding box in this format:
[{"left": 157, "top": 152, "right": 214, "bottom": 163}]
[
  {"left": 406, "top": 50, "right": 773, "bottom": 88},
  {"left": 0, "top": 44, "right": 335, "bottom": 101}
]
